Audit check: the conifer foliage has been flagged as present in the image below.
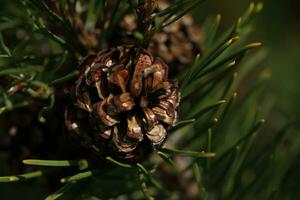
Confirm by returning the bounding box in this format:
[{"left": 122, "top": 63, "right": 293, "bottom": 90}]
[{"left": 0, "top": 0, "right": 299, "bottom": 200}]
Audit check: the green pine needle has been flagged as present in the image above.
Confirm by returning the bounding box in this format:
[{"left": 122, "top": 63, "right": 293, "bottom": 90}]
[
  {"left": 23, "top": 159, "right": 87, "bottom": 167},
  {"left": 159, "top": 148, "right": 216, "bottom": 158}
]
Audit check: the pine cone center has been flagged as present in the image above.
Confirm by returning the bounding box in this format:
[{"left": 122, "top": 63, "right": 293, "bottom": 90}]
[{"left": 65, "top": 47, "right": 180, "bottom": 161}]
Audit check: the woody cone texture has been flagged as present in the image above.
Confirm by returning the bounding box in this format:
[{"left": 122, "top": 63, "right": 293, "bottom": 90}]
[{"left": 65, "top": 47, "right": 180, "bottom": 161}]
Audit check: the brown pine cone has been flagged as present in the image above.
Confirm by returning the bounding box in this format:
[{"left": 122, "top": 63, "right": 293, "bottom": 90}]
[
  {"left": 65, "top": 47, "right": 180, "bottom": 162},
  {"left": 117, "top": 0, "right": 203, "bottom": 76}
]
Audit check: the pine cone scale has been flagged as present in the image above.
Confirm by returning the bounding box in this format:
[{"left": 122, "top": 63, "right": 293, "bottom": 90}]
[{"left": 65, "top": 47, "right": 180, "bottom": 161}]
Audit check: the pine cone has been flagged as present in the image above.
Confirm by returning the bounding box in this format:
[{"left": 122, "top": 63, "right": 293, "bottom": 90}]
[
  {"left": 65, "top": 47, "right": 180, "bottom": 162},
  {"left": 117, "top": 0, "right": 203, "bottom": 76}
]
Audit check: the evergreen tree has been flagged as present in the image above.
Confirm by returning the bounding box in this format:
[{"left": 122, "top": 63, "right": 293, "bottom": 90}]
[{"left": 0, "top": 1, "right": 299, "bottom": 199}]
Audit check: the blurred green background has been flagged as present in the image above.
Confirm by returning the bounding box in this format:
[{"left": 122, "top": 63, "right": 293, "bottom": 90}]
[{"left": 197, "top": 0, "right": 300, "bottom": 122}]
